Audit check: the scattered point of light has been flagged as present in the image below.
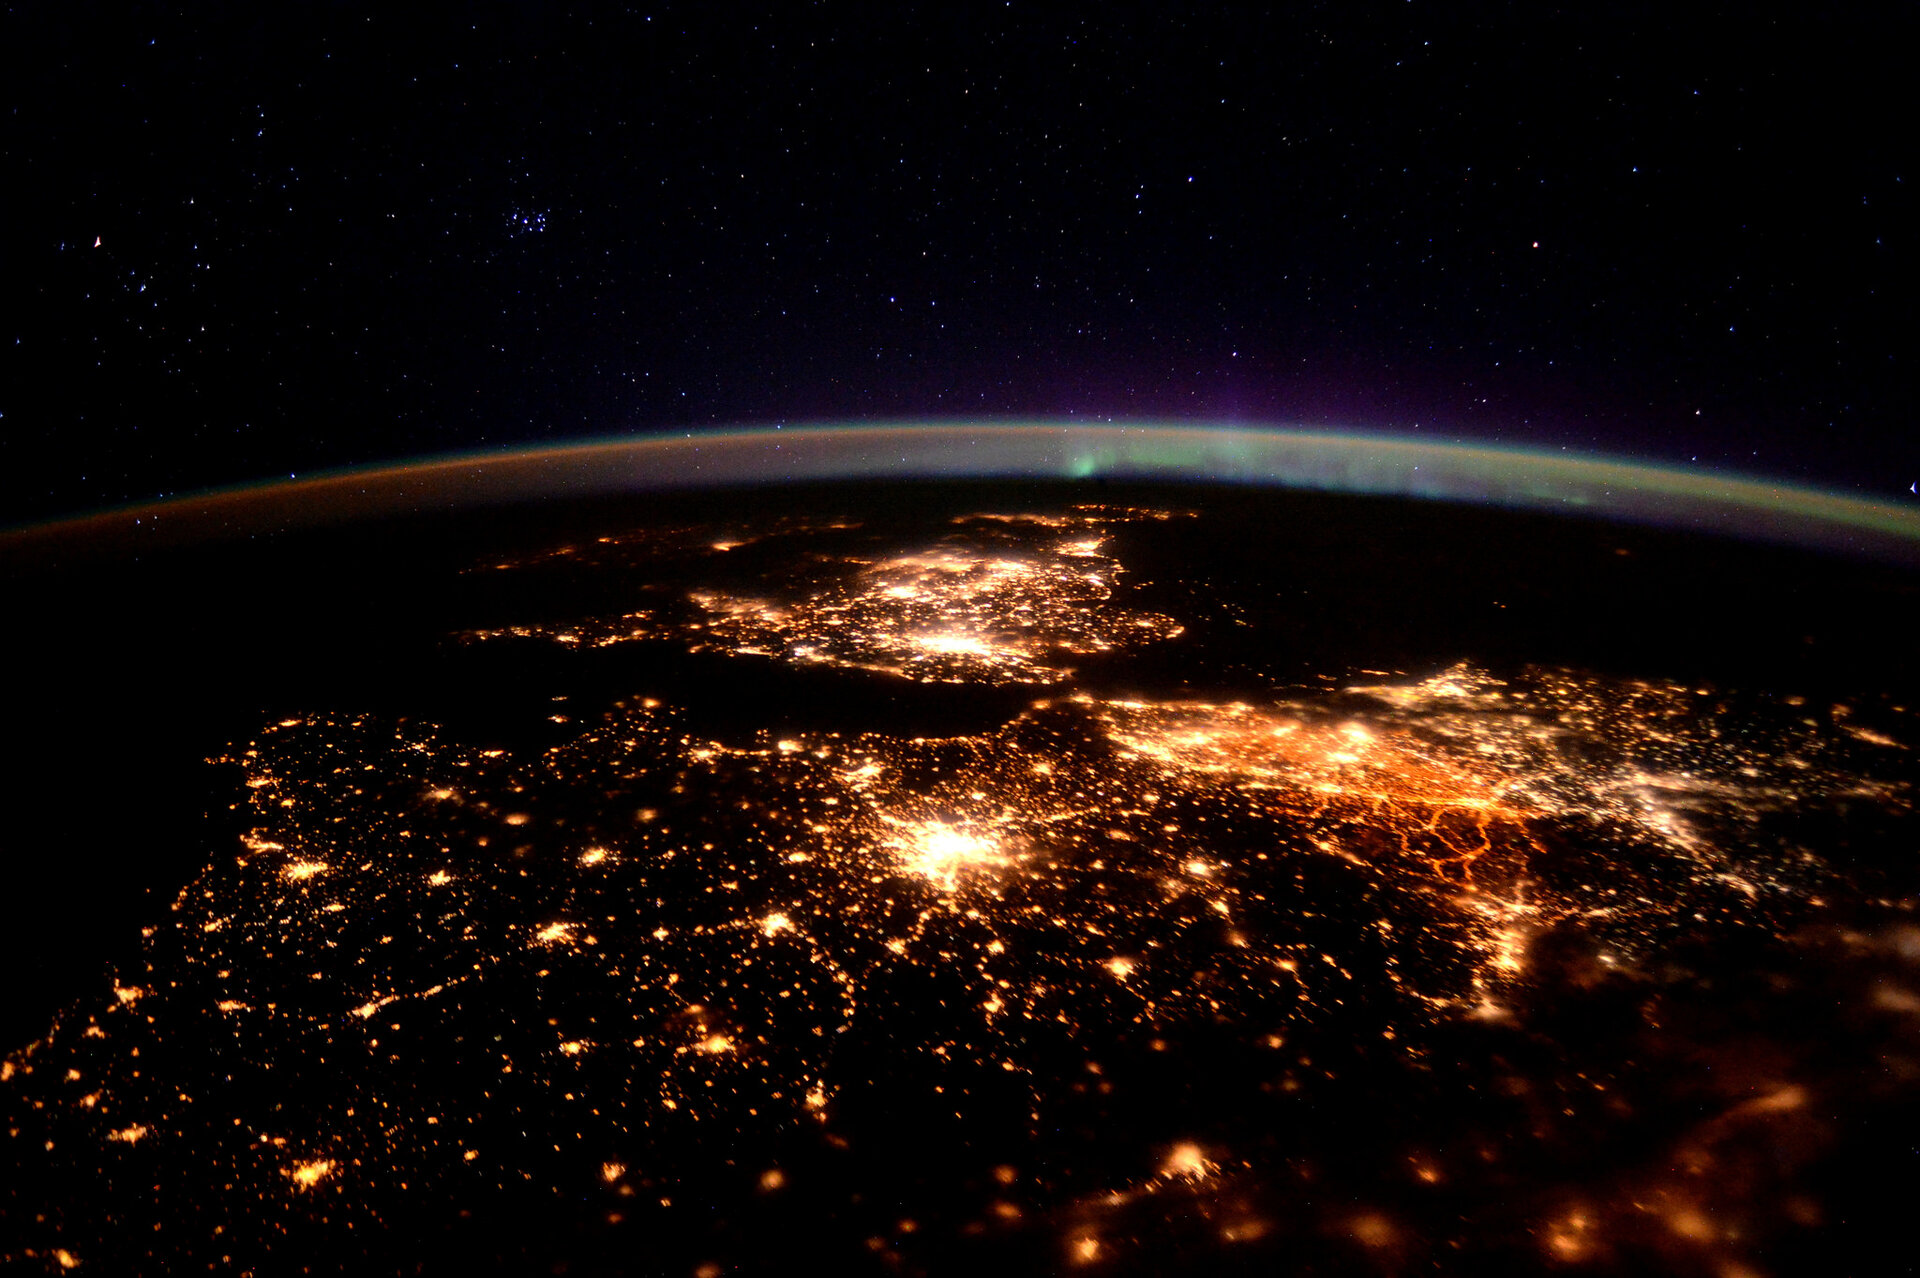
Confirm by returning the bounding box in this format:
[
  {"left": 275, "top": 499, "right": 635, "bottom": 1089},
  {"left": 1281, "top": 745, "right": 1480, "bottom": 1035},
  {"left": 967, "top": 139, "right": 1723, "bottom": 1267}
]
[
  {"left": 1543, "top": 1209, "right": 1594, "bottom": 1260},
  {"left": 890, "top": 818, "right": 1011, "bottom": 890},
  {"left": 1159, "top": 1142, "right": 1214, "bottom": 1181},
  {"left": 1350, "top": 1213, "right": 1398, "bottom": 1249},
  {"left": 6, "top": 506, "right": 1908, "bottom": 1275},
  {"left": 288, "top": 1160, "right": 334, "bottom": 1190}
]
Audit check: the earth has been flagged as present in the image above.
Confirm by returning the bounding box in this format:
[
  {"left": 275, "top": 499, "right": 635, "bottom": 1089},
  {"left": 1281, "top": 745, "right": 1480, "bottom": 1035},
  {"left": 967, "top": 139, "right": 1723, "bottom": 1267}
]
[{"left": 3, "top": 471, "right": 1919, "bottom": 1276}]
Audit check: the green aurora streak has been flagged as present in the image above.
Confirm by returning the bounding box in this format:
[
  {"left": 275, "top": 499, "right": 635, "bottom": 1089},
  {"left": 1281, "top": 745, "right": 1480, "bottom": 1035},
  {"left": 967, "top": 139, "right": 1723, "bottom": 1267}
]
[{"left": 6, "top": 423, "right": 1918, "bottom": 562}]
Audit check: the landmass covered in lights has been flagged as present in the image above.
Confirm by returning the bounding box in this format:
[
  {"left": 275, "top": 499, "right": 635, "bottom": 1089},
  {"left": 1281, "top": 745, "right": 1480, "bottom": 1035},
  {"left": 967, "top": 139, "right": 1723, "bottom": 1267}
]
[{"left": 4, "top": 504, "right": 1915, "bottom": 1276}]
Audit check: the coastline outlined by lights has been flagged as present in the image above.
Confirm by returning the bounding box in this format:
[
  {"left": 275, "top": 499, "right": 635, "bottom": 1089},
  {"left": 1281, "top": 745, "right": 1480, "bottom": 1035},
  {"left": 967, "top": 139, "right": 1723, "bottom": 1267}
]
[{"left": 4, "top": 500, "right": 1917, "bottom": 1274}]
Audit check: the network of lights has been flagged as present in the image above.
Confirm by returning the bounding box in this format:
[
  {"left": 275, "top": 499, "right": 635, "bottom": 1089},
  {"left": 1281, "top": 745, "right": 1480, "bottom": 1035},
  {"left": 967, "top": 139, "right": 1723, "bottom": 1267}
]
[
  {"left": 4, "top": 506, "right": 1914, "bottom": 1276},
  {"left": 464, "top": 509, "right": 1183, "bottom": 684}
]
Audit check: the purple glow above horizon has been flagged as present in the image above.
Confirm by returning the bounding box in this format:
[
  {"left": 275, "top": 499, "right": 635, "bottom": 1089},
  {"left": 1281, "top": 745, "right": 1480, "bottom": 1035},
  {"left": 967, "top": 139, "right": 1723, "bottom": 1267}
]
[{"left": 5, "top": 424, "right": 1918, "bottom": 564}]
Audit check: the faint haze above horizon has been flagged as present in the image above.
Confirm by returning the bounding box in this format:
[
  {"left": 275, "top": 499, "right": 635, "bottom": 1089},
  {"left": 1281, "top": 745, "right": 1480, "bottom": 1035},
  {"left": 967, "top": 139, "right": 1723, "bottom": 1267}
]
[
  {"left": 6, "top": 425, "right": 1918, "bottom": 569},
  {"left": 2, "top": 3, "right": 1911, "bottom": 522}
]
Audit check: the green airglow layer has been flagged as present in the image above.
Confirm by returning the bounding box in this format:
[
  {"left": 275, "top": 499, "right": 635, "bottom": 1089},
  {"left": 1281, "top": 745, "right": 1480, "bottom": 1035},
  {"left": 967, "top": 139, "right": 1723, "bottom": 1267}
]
[{"left": 5, "top": 422, "right": 1917, "bottom": 561}]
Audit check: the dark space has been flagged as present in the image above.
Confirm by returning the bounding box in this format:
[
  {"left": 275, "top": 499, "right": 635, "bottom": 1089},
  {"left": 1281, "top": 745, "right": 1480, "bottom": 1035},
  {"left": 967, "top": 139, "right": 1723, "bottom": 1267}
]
[{"left": 3, "top": 3, "right": 1913, "bottom": 520}]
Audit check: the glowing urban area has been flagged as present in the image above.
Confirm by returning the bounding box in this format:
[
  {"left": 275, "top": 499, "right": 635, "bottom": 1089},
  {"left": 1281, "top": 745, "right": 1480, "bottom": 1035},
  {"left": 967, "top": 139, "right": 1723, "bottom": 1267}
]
[{"left": 5, "top": 507, "right": 1914, "bottom": 1274}]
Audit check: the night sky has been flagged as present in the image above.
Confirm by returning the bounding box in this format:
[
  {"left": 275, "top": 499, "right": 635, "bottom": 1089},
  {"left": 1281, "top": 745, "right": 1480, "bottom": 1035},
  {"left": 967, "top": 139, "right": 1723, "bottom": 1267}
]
[{"left": 4, "top": 2, "right": 1911, "bottom": 525}]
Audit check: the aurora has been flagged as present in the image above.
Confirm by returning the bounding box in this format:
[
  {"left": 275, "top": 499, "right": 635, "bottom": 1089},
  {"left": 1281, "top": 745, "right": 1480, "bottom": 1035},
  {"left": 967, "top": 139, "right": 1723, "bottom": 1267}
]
[{"left": 6, "top": 423, "right": 1918, "bottom": 563}]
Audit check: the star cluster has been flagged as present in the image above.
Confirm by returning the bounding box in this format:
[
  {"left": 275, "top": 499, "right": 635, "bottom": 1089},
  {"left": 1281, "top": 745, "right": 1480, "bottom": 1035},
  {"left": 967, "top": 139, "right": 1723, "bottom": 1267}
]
[{"left": 5, "top": 5, "right": 1912, "bottom": 519}]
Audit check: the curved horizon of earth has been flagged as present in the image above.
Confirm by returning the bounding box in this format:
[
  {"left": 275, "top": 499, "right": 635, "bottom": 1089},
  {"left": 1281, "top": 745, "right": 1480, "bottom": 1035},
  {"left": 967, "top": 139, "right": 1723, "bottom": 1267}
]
[{"left": 6, "top": 422, "right": 1919, "bottom": 564}]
